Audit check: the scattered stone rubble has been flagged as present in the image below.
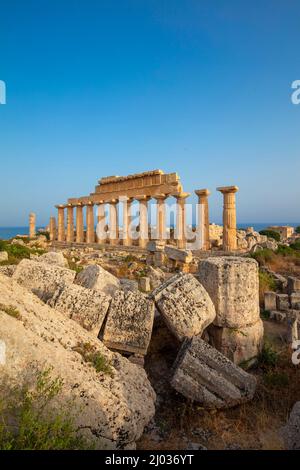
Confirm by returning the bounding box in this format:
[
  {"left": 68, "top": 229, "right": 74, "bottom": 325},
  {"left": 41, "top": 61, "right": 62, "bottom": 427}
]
[
  {"left": 264, "top": 274, "right": 300, "bottom": 340},
  {"left": 4, "top": 250, "right": 260, "bottom": 413}
]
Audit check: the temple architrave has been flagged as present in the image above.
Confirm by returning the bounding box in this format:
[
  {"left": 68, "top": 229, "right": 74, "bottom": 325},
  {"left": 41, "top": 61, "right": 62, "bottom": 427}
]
[{"left": 48, "top": 169, "right": 238, "bottom": 252}]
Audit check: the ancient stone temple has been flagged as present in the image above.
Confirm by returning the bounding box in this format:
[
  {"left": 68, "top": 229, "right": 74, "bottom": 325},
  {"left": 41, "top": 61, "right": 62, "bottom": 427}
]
[{"left": 49, "top": 169, "right": 239, "bottom": 252}]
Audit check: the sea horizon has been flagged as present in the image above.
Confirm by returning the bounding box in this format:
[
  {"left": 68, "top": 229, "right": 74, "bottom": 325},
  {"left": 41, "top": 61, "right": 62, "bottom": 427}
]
[{"left": 0, "top": 222, "right": 299, "bottom": 241}]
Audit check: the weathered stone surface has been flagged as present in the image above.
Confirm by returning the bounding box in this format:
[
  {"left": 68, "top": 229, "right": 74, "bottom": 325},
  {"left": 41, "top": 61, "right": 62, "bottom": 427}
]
[
  {"left": 164, "top": 245, "right": 193, "bottom": 263},
  {"left": 276, "top": 294, "right": 290, "bottom": 311},
  {"left": 170, "top": 336, "right": 257, "bottom": 409},
  {"left": 264, "top": 291, "right": 277, "bottom": 311},
  {"left": 120, "top": 278, "right": 139, "bottom": 292},
  {"left": 288, "top": 276, "right": 300, "bottom": 295},
  {"left": 147, "top": 266, "right": 165, "bottom": 289},
  {"left": 281, "top": 402, "right": 300, "bottom": 450},
  {"left": 290, "top": 292, "right": 300, "bottom": 310},
  {"left": 75, "top": 264, "right": 120, "bottom": 296},
  {"left": 270, "top": 310, "right": 287, "bottom": 322},
  {"left": 147, "top": 240, "right": 165, "bottom": 252},
  {"left": 48, "top": 283, "right": 110, "bottom": 336},
  {"left": 0, "top": 251, "right": 8, "bottom": 262},
  {"left": 103, "top": 290, "right": 155, "bottom": 355},
  {"left": 208, "top": 319, "right": 264, "bottom": 365},
  {"left": 152, "top": 273, "right": 216, "bottom": 342},
  {"left": 0, "top": 273, "right": 155, "bottom": 449},
  {"left": 12, "top": 259, "right": 75, "bottom": 302},
  {"left": 0, "top": 265, "right": 16, "bottom": 277},
  {"left": 198, "top": 257, "right": 260, "bottom": 328},
  {"left": 39, "top": 251, "right": 69, "bottom": 268},
  {"left": 139, "top": 277, "right": 151, "bottom": 292}
]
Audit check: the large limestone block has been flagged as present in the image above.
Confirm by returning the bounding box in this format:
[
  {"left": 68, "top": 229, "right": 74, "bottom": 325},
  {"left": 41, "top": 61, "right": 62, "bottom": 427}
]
[
  {"left": 12, "top": 259, "right": 75, "bottom": 302},
  {"left": 281, "top": 402, "right": 300, "bottom": 450},
  {"left": 0, "top": 274, "right": 155, "bottom": 449},
  {"left": 75, "top": 264, "right": 120, "bottom": 296},
  {"left": 48, "top": 284, "right": 110, "bottom": 336},
  {"left": 198, "top": 257, "right": 260, "bottom": 328},
  {"left": 276, "top": 293, "right": 290, "bottom": 311},
  {"left": 39, "top": 251, "right": 69, "bottom": 268},
  {"left": 170, "top": 336, "right": 257, "bottom": 409},
  {"left": 164, "top": 245, "right": 193, "bottom": 263},
  {"left": 103, "top": 290, "right": 155, "bottom": 355},
  {"left": 151, "top": 273, "right": 216, "bottom": 341},
  {"left": 208, "top": 319, "right": 264, "bottom": 365},
  {"left": 288, "top": 276, "right": 300, "bottom": 295}
]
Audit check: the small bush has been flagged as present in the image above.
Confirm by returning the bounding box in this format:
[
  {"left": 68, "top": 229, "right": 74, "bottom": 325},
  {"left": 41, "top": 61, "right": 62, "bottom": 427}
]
[
  {"left": 259, "top": 230, "right": 280, "bottom": 242},
  {"left": 258, "top": 270, "right": 276, "bottom": 305},
  {"left": 68, "top": 260, "right": 83, "bottom": 273},
  {"left": 0, "top": 303, "right": 21, "bottom": 320},
  {"left": 251, "top": 248, "right": 275, "bottom": 266},
  {"left": 276, "top": 245, "right": 299, "bottom": 257},
  {"left": 37, "top": 231, "right": 50, "bottom": 241},
  {"left": 259, "top": 342, "right": 279, "bottom": 368},
  {"left": 290, "top": 241, "right": 300, "bottom": 251},
  {"left": 0, "top": 368, "right": 93, "bottom": 450},
  {"left": 295, "top": 226, "right": 300, "bottom": 234}
]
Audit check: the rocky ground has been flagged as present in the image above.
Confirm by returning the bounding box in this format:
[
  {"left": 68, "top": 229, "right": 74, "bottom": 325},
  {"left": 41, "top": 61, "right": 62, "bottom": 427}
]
[{"left": 0, "top": 233, "right": 299, "bottom": 450}]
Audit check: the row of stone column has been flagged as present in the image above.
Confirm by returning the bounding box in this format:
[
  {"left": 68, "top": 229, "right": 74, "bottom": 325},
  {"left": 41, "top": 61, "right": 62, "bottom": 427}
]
[
  {"left": 54, "top": 194, "right": 189, "bottom": 249},
  {"left": 53, "top": 185, "right": 238, "bottom": 251}
]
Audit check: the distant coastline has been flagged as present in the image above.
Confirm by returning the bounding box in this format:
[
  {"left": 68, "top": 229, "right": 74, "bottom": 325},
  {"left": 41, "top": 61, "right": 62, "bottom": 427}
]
[{"left": 0, "top": 223, "right": 299, "bottom": 241}]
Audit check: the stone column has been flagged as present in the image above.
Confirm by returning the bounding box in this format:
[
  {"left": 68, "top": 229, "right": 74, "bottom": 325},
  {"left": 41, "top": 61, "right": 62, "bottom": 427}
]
[
  {"left": 86, "top": 202, "right": 95, "bottom": 244},
  {"left": 137, "top": 196, "right": 150, "bottom": 248},
  {"left": 195, "top": 189, "right": 211, "bottom": 250},
  {"left": 56, "top": 205, "right": 65, "bottom": 242},
  {"left": 76, "top": 204, "right": 84, "bottom": 243},
  {"left": 96, "top": 201, "right": 106, "bottom": 244},
  {"left": 49, "top": 216, "right": 56, "bottom": 242},
  {"left": 174, "top": 193, "right": 190, "bottom": 249},
  {"left": 66, "top": 204, "right": 74, "bottom": 243},
  {"left": 155, "top": 194, "right": 167, "bottom": 242},
  {"left": 122, "top": 198, "right": 133, "bottom": 246},
  {"left": 29, "top": 212, "right": 36, "bottom": 238},
  {"left": 217, "top": 186, "right": 239, "bottom": 252},
  {"left": 109, "top": 200, "right": 118, "bottom": 245}
]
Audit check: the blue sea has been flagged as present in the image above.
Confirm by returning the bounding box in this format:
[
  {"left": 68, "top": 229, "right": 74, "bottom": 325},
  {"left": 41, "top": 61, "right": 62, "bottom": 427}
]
[{"left": 0, "top": 223, "right": 299, "bottom": 240}]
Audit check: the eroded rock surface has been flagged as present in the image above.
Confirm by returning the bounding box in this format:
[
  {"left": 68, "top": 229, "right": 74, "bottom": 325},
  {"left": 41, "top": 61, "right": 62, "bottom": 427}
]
[
  {"left": 170, "top": 336, "right": 257, "bottom": 409},
  {"left": 48, "top": 283, "right": 111, "bottom": 336},
  {"left": 75, "top": 264, "right": 120, "bottom": 296},
  {"left": 0, "top": 274, "right": 155, "bottom": 449},
  {"left": 281, "top": 402, "right": 300, "bottom": 450},
  {"left": 103, "top": 290, "right": 155, "bottom": 355},
  {"left": 38, "top": 251, "right": 69, "bottom": 268},
  {"left": 12, "top": 259, "right": 75, "bottom": 302},
  {"left": 152, "top": 273, "right": 216, "bottom": 341},
  {"left": 198, "top": 257, "right": 260, "bottom": 328}
]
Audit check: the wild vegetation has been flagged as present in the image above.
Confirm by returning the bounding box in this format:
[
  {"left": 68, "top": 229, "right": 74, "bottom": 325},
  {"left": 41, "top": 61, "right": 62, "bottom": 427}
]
[{"left": 0, "top": 368, "right": 94, "bottom": 450}]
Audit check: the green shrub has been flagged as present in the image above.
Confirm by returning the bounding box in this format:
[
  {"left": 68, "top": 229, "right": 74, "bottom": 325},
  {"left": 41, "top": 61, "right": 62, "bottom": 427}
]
[
  {"left": 290, "top": 241, "right": 300, "bottom": 251},
  {"left": 37, "top": 231, "right": 50, "bottom": 241},
  {"left": 250, "top": 248, "right": 275, "bottom": 265},
  {"left": 259, "top": 230, "right": 280, "bottom": 242},
  {"left": 0, "top": 368, "right": 94, "bottom": 450},
  {"left": 0, "top": 240, "right": 8, "bottom": 252},
  {"left": 259, "top": 342, "right": 279, "bottom": 368},
  {"left": 295, "top": 226, "right": 300, "bottom": 234},
  {"left": 276, "top": 245, "right": 299, "bottom": 257}
]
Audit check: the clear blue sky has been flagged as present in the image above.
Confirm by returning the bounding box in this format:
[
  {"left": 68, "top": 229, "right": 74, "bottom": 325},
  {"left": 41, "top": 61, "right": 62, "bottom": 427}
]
[{"left": 0, "top": 0, "right": 299, "bottom": 226}]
